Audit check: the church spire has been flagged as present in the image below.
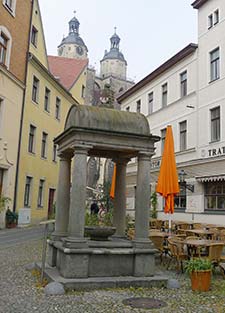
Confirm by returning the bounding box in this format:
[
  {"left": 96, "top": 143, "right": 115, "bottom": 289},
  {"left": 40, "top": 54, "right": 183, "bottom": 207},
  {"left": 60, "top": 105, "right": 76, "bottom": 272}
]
[
  {"left": 110, "top": 27, "right": 120, "bottom": 49},
  {"left": 69, "top": 11, "right": 80, "bottom": 34}
]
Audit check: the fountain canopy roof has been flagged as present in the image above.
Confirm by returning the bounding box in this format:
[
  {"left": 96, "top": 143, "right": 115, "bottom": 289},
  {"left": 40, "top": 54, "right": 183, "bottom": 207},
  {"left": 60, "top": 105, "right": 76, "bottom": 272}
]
[{"left": 65, "top": 104, "right": 150, "bottom": 136}]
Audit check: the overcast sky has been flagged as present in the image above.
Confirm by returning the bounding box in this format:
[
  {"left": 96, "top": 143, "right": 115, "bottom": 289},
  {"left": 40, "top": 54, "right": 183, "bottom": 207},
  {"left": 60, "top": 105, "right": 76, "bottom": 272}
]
[{"left": 38, "top": 0, "right": 197, "bottom": 82}]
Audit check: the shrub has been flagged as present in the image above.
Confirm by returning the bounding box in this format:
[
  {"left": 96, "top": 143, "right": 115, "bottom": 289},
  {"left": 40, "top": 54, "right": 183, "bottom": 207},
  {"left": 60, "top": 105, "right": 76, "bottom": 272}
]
[{"left": 185, "top": 258, "right": 212, "bottom": 274}]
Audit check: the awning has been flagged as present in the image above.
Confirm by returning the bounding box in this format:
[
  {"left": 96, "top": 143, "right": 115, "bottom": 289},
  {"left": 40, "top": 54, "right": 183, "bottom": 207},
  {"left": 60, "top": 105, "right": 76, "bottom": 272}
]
[{"left": 196, "top": 174, "right": 225, "bottom": 182}]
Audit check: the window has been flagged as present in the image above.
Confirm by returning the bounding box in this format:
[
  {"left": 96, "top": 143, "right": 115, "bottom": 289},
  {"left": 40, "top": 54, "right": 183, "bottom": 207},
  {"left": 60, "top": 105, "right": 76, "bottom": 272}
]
[
  {"left": 162, "top": 83, "right": 168, "bottom": 107},
  {"left": 3, "top": 0, "right": 16, "bottom": 14},
  {"left": 180, "top": 71, "right": 187, "bottom": 97},
  {"left": 0, "top": 98, "right": 3, "bottom": 135},
  {"left": 126, "top": 106, "right": 130, "bottom": 112},
  {"left": 41, "top": 132, "right": 48, "bottom": 158},
  {"left": 211, "top": 107, "right": 220, "bottom": 142},
  {"left": 37, "top": 179, "right": 45, "bottom": 207},
  {"left": 205, "top": 181, "right": 225, "bottom": 211},
  {"left": 44, "top": 87, "right": 50, "bottom": 112},
  {"left": 0, "top": 32, "right": 8, "bottom": 65},
  {"left": 55, "top": 97, "right": 61, "bottom": 120},
  {"left": 81, "top": 85, "right": 85, "bottom": 98},
  {"left": 161, "top": 128, "right": 166, "bottom": 153},
  {"left": 174, "top": 184, "right": 186, "bottom": 210},
  {"left": 210, "top": 48, "right": 220, "bottom": 81},
  {"left": 148, "top": 92, "right": 153, "bottom": 115},
  {"left": 4, "top": 0, "right": 13, "bottom": 9},
  {"left": 180, "top": 121, "right": 187, "bottom": 151},
  {"left": 24, "top": 176, "right": 32, "bottom": 207},
  {"left": 28, "top": 125, "right": 36, "bottom": 153},
  {"left": 53, "top": 144, "right": 57, "bottom": 162},
  {"left": 0, "top": 27, "right": 11, "bottom": 68},
  {"left": 136, "top": 100, "right": 141, "bottom": 113},
  {"left": 31, "top": 26, "right": 38, "bottom": 47},
  {"left": 208, "top": 14, "right": 213, "bottom": 28},
  {"left": 32, "top": 76, "right": 39, "bottom": 103},
  {"left": 214, "top": 10, "right": 219, "bottom": 25}
]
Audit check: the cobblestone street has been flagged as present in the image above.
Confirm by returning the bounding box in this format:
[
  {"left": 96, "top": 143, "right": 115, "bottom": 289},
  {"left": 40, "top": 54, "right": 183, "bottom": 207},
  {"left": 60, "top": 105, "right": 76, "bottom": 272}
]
[{"left": 1, "top": 230, "right": 225, "bottom": 313}]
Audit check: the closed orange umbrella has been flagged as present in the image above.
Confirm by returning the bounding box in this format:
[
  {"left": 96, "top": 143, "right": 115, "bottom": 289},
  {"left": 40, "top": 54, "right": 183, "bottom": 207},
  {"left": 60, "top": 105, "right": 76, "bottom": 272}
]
[
  {"left": 156, "top": 125, "right": 179, "bottom": 221},
  {"left": 110, "top": 164, "right": 116, "bottom": 199}
]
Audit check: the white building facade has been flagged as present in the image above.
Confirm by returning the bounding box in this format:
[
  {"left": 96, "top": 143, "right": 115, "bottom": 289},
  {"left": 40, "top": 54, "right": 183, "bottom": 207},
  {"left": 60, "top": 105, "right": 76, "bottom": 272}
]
[{"left": 119, "top": 0, "right": 225, "bottom": 225}]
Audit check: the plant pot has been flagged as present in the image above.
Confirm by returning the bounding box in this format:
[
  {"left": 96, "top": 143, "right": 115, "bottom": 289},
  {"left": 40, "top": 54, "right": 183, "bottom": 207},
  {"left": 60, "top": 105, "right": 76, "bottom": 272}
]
[
  {"left": 85, "top": 226, "right": 116, "bottom": 241},
  {"left": 191, "top": 270, "right": 211, "bottom": 292},
  {"left": 6, "top": 222, "right": 17, "bottom": 229}
]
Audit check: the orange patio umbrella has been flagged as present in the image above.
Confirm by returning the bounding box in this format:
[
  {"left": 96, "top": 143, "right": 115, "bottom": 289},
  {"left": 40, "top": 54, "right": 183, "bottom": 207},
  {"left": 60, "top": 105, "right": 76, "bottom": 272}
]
[
  {"left": 110, "top": 164, "right": 116, "bottom": 199},
  {"left": 156, "top": 125, "right": 179, "bottom": 229}
]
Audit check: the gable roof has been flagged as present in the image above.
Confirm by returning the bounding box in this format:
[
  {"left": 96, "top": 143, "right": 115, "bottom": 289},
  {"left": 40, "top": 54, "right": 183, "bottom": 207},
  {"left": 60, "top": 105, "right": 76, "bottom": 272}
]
[
  {"left": 48, "top": 56, "right": 88, "bottom": 90},
  {"left": 117, "top": 43, "right": 198, "bottom": 103}
]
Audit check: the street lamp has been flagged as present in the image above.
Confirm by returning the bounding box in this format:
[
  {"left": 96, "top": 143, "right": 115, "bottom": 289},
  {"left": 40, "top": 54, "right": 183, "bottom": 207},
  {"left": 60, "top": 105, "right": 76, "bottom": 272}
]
[{"left": 178, "top": 169, "right": 194, "bottom": 192}]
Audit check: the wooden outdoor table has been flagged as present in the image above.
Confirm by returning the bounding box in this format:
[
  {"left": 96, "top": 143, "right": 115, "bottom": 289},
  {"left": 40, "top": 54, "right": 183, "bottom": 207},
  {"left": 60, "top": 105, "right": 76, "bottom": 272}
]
[
  {"left": 173, "top": 221, "right": 194, "bottom": 230},
  {"left": 149, "top": 231, "right": 169, "bottom": 238},
  {"left": 184, "top": 239, "right": 224, "bottom": 247},
  {"left": 184, "top": 239, "right": 224, "bottom": 257},
  {"left": 179, "top": 228, "right": 215, "bottom": 238},
  {"left": 203, "top": 224, "right": 225, "bottom": 230}
]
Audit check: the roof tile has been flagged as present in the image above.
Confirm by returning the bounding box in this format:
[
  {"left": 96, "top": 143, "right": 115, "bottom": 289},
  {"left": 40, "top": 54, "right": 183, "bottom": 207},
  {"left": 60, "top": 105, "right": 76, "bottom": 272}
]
[{"left": 48, "top": 56, "right": 88, "bottom": 90}]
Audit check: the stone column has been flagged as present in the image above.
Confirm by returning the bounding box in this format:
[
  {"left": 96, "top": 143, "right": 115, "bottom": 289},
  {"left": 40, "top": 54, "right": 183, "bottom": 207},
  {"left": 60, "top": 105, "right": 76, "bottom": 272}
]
[
  {"left": 64, "top": 146, "right": 89, "bottom": 248},
  {"left": 134, "top": 152, "right": 153, "bottom": 247},
  {"left": 52, "top": 153, "right": 71, "bottom": 240},
  {"left": 113, "top": 158, "right": 129, "bottom": 237}
]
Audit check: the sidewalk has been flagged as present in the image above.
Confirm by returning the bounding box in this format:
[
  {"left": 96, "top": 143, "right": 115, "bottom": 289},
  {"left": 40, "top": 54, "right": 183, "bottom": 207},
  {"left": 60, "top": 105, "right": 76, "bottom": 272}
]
[{"left": 1, "top": 237, "right": 225, "bottom": 312}]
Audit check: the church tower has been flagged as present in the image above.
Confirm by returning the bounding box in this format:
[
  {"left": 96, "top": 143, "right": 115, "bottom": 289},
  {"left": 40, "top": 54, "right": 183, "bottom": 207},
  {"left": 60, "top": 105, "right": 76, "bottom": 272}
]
[
  {"left": 100, "top": 28, "right": 127, "bottom": 80},
  {"left": 57, "top": 13, "right": 88, "bottom": 59}
]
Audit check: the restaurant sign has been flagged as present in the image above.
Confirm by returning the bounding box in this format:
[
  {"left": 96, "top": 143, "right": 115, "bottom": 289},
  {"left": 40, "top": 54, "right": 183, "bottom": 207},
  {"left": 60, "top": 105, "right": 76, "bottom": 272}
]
[{"left": 201, "top": 146, "right": 225, "bottom": 158}]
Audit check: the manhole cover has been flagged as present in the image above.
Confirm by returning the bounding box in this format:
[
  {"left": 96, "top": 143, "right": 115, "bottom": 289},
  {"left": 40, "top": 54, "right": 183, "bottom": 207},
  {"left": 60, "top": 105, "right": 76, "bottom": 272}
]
[{"left": 122, "top": 297, "right": 167, "bottom": 309}]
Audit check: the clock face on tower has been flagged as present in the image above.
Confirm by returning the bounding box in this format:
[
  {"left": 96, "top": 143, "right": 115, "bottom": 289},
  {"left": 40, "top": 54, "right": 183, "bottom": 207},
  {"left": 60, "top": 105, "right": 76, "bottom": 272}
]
[{"left": 76, "top": 46, "right": 84, "bottom": 56}]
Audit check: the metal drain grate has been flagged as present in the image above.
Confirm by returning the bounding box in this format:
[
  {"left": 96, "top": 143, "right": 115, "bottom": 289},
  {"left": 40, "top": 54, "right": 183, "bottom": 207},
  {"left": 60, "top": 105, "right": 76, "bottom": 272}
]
[{"left": 122, "top": 297, "right": 167, "bottom": 309}]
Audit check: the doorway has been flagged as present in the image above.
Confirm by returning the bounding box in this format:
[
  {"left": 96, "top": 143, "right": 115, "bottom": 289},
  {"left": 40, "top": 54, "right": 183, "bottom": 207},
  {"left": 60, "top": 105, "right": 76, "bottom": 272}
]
[{"left": 48, "top": 188, "right": 55, "bottom": 219}]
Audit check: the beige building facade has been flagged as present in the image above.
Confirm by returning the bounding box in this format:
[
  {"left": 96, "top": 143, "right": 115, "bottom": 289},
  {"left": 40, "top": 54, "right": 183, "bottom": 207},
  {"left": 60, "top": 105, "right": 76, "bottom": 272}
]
[{"left": 0, "top": 0, "right": 32, "bottom": 227}]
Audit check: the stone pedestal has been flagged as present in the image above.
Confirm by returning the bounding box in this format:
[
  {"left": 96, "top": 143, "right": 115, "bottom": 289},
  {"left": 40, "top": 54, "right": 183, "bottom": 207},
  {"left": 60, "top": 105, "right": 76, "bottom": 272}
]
[{"left": 47, "top": 239, "right": 157, "bottom": 280}]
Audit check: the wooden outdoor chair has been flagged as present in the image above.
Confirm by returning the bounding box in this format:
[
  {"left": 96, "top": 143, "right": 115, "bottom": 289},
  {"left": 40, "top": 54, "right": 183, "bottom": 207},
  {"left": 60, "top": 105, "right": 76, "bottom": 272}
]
[
  {"left": 192, "top": 223, "right": 204, "bottom": 229},
  {"left": 167, "top": 238, "right": 188, "bottom": 272},
  {"left": 202, "top": 243, "right": 225, "bottom": 277},
  {"left": 150, "top": 235, "right": 169, "bottom": 263},
  {"left": 178, "top": 223, "right": 190, "bottom": 230},
  {"left": 127, "top": 228, "right": 135, "bottom": 240},
  {"left": 186, "top": 236, "right": 204, "bottom": 257}
]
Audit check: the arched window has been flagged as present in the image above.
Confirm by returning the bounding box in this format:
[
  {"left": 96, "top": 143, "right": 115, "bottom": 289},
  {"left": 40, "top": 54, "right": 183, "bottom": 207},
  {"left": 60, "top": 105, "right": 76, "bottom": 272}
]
[{"left": 0, "top": 26, "right": 12, "bottom": 69}]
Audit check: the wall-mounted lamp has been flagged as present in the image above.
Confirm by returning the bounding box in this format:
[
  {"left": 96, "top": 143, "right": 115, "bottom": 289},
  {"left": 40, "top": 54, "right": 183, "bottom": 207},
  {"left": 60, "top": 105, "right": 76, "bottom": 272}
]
[{"left": 178, "top": 169, "right": 194, "bottom": 192}]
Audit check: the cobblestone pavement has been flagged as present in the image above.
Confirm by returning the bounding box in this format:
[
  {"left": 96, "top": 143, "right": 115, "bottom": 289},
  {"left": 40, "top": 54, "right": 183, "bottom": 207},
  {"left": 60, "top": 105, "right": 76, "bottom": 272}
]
[{"left": 1, "top": 234, "right": 225, "bottom": 313}]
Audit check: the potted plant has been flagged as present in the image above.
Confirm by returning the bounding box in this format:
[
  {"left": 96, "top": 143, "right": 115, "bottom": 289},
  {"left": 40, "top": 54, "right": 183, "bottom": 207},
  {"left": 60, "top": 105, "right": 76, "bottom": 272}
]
[
  {"left": 5, "top": 208, "right": 18, "bottom": 228},
  {"left": 85, "top": 208, "right": 116, "bottom": 241},
  {"left": 0, "top": 197, "right": 11, "bottom": 229},
  {"left": 185, "top": 258, "right": 212, "bottom": 292}
]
